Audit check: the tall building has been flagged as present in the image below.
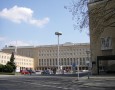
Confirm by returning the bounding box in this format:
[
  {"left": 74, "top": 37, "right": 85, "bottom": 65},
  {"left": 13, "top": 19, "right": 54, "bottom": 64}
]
[
  {"left": 88, "top": 0, "right": 115, "bottom": 74},
  {"left": 2, "top": 43, "right": 90, "bottom": 71}
]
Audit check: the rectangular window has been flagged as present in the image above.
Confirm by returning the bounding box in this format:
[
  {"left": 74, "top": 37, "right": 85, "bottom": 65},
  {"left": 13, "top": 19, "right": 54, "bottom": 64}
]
[
  {"left": 50, "top": 59, "right": 52, "bottom": 65},
  {"left": 53, "top": 59, "right": 54, "bottom": 66},
  {"left": 55, "top": 58, "right": 57, "bottom": 65},
  {"left": 101, "top": 37, "right": 112, "bottom": 50},
  {"left": 61, "top": 58, "right": 63, "bottom": 65},
  {"left": 70, "top": 58, "right": 72, "bottom": 65},
  {"left": 67, "top": 58, "right": 69, "bottom": 65},
  {"left": 80, "top": 58, "right": 82, "bottom": 65},
  {"left": 47, "top": 59, "right": 49, "bottom": 66},
  {"left": 63, "top": 58, "right": 66, "bottom": 65}
]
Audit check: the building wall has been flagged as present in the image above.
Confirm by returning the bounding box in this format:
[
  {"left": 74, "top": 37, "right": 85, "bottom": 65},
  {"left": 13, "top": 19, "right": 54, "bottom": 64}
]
[
  {"left": 0, "top": 52, "right": 34, "bottom": 71},
  {"left": 2, "top": 46, "right": 35, "bottom": 58},
  {"left": 88, "top": 0, "right": 115, "bottom": 74},
  {"left": 2, "top": 43, "right": 90, "bottom": 71},
  {"left": 35, "top": 43, "right": 90, "bottom": 71},
  {"left": 2, "top": 46, "right": 36, "bottom": 69}
]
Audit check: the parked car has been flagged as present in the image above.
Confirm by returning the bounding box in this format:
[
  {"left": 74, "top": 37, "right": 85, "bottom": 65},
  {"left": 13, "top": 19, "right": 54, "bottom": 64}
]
[
  {"left": 35, "top": 70, "right": 42, "bottom": 74},
  {"left": 41, "top": 70, "right": 50, "bottom": 75},
  {"left": 27, "top": 70, "right": 36, "bottom": 74},
  {"left": 20, "top": 70, "right": 30, "bottom": 75},
  {"left": 82, "top": 70, "right": 89, "bottom": 72}
]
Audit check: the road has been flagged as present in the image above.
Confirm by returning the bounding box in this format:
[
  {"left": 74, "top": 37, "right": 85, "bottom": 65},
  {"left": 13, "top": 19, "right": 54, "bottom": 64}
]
[{"left": 0, "top": 75, "right": 113, "bottom": 90}]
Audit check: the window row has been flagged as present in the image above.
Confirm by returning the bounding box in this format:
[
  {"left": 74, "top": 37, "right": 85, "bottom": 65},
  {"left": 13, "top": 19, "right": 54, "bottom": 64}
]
[
  {"left": 39, "top": 48, "right": 89, "bottom": 53},
  {"left": 38, "top": 52, "right": 89, "bottom": 57},
  {"left": 15, "top": 62, "right": 32, "bottom": 66},
  {"left": 0, "top": 60, "right": 33, "bottom": 66},
  {"left": 38, "top": 57, "right": 90, "bottom": 66},
  {"left": 0, "top": 55, "right": 10, "bottom": 59}
]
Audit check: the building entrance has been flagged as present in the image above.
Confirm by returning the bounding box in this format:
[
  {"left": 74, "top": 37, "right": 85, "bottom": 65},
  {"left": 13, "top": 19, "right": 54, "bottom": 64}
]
[{"left": 97, "top": 55, "right": 115, "bottom": 75}]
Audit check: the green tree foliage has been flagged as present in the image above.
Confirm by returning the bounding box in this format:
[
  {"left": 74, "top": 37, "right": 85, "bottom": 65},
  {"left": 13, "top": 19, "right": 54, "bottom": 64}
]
[
  {"left": 6, "top": 52, "right": 16, "bottom": 72},
  {"left": 5, "top": 65, "right": 14, "bottom": 72},
  {"left": 0, "top": 64, "right": 14, "bottom": 73},
  {"left": 0, "top": 52, "right": 16, "bottom": 73},
  {"left": 0, "top": 64, "right": 3, "bottom": 72}
]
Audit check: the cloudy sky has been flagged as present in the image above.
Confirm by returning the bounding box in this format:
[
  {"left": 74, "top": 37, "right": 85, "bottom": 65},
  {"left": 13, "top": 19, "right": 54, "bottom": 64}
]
[{"left": 0, "top": 0, "right": 89, "bottom": 49}]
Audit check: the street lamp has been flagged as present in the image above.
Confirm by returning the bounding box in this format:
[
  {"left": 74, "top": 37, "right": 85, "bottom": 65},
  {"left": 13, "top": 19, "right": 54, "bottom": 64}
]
[
  {"left": 77, "top": 58, "right": 80, "bottom": 80},
  {"left": 55, "top": 32, "right": 62, "bottom": 73},
  {"left": 86, "top": 50, "right": 90, "bottom": 79}
]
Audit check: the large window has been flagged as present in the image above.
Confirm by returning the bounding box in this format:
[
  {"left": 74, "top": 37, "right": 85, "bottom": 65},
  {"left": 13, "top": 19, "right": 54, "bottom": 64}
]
[
  {"left": 50, "top": 59, "right": 52, "bottom": 65},
  {"left": 56, "top": 58, "right": 57, "bottom": 65},
  {"left": 101, "top": 37, "right": 112, "bottom": 50},
  {"left": 67, "top": 58, "right": 69, "bottom": 65},
  {"left": 64, "top": 58, "right": 66, "bottom": 65},
  {"left": 61, "top": 58, "right": 63, "bottom": 65}
]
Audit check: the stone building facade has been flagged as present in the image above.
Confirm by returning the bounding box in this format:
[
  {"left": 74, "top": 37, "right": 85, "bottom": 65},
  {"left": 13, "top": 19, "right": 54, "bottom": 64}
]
[
  {"left": 35, "top": 43, "right": 90, "bottom": 71},
  {"left": 2, "top": 43, "right": 90, "bottom": 71},
  {"left": 88, "top": 0, "right": 115, "bottom": 74}
]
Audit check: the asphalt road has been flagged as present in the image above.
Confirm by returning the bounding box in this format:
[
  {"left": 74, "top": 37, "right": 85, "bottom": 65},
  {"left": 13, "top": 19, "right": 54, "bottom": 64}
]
[{"left": 0, "top": 75, "right": 113, "bottom": 90}]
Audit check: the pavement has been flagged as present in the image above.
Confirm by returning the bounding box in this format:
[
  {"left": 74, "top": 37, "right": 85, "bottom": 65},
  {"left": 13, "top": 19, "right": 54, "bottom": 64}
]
[
  {"left": 72, "top": 75, "right": 115, "bottom": 88},
  {"left": 0, "top": 74, "right": 115, "bottom": 89}
]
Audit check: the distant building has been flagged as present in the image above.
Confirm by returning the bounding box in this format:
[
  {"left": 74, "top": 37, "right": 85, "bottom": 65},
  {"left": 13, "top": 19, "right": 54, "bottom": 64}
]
[
  {"left": 2, "top": 45, "right": 35, "bottom": 58},
  {"left": 2, "top": 43, "right": 90, "bottom": 71},
  {"left": 35, "top": 43, "right": 90, "bottom": 71},
  {"left": 88, "top": 0, "right": 115, "bottom": 74},
  {"left": 0, "top": 52, "right": 34, "bottom": 72}
]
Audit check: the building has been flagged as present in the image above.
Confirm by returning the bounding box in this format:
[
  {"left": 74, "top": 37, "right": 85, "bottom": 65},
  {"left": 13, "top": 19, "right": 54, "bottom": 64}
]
[
  {"left": 36, "top": 43, "right": 90, "bottom": 71},
  {"left": 2, "top": 42, "right": 90, "bottom": 71},
  {"left": 0, "top": 52, "right": 34, "bottom": 72},
  {"left": 2, "top": 46, "right": 36, "bottom": 69},
  {"left": 88, "top": 0, "right": 115, "bottom": 74},
  {"left": 2, "top": 45, "right": 35, "bottom": 58}
]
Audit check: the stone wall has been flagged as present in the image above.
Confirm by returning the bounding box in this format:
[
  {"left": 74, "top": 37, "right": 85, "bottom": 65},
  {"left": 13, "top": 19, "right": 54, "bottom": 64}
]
[{"left": 88, "top": 0, "right": 115, "bottom": 74}]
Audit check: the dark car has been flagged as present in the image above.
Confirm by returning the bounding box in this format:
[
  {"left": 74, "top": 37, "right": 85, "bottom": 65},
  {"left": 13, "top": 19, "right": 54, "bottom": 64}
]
[
  {"left": 27, "top": 70, "right": 36, "bottom": 75},
  {"left": 41, "top": 70, "right": 50, "bottom": 75}
]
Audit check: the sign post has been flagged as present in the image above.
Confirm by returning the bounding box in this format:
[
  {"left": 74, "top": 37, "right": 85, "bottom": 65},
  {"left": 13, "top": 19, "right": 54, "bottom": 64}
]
[
  {"left": 86, "top": 61, "right": 90, "bottom": 79},
  {"left": 77, "top": 59, "right": 79, "bottom": 80},
  {"left": 72, "top": 63, "right": 76, "bottom": 74}
]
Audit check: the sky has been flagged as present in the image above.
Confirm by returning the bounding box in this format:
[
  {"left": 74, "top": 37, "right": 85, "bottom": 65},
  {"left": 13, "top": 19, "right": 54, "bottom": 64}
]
[{"left": 0, "top": 0, "right": 90, "bottom": 50}]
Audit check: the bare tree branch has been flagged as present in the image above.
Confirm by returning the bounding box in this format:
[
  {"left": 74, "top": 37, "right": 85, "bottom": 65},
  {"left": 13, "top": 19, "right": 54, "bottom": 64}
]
[
  {"left": 65, "top": 0, "right": 115, "bottom": 34},
  {"left": 65, "top": 0, "right": 89, "bottom": 31}
]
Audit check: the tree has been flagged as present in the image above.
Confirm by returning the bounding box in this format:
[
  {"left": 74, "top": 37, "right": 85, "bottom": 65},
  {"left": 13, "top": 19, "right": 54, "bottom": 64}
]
[
  {"left": 5, "top": 65, "right": 14, "bottom": 73},
  {"left": 65, "top": 0, "right": 89, "bottom": 31},
  {"left": 7, "top": 52, "right": 16, "bottom": 72},
  {"left": 65, "top": 0, "right": 115, "bottom": 34},
  {"left": 0, "top": 64, "right": 3, "bottom": 72}
]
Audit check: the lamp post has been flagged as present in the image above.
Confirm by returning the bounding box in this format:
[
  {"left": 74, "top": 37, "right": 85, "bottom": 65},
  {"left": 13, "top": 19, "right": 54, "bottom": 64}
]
[
  {"left": 77, "top": 58, "right": 80, "bottom": 80},
  {"left": 14, "top": 41, "right": 17, "bottom": 73},
  {"left": 86, "top": 50, "right": 90, "bottom": 79},
  {"left": 55, "top": 32, "right": 62, "bottom": 73}
]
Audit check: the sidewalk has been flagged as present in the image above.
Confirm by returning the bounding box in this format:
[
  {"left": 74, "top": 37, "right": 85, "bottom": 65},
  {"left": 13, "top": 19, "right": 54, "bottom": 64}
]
[{"left": 73, "top": 75, "right": 115, "bottom": 88}]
